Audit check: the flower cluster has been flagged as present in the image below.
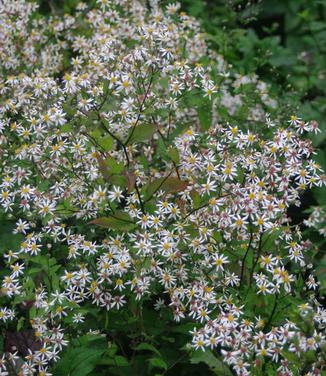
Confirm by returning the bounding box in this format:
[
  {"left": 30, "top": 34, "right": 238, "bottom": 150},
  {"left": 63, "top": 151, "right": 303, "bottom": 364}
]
[{"left": 0, "top": 0, "right": 325, "bottom": 375}]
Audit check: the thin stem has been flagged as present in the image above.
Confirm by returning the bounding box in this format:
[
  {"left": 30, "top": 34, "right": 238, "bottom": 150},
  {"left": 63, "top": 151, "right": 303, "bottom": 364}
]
[
  {"left": 157, "top": 128, "right": 180, "bottom": 179},
  {"left": 249, "top": 233, "right": 263, "bottom": 287},
  {"left": 183, "top": 193, "right": 231, "bottom": 220},
  {"left": 80, "top": 131, "right": 106, "bottom": 155},
  {"left": 124, "top": 67, "right": 155, "bottom": 146},
  {"left": 239, "top": 227, "right": 253, "bottom": 288},
  {"left": 134, "top": 179, "right": 145, "bottom": 214},
  {"left": 265, "top": 294, "right": 278, "bottom": 330},
  {"left": 144, "top": 170, "right": 173, "bottom": 203},
  {"left": 97, "top": 114, "right": 131, "bottom": 166}
]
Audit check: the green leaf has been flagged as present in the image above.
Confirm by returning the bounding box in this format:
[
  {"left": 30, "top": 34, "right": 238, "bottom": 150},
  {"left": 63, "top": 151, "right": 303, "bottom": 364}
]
[
  {"left": 17, "top": 317, "right": 25, "bottom": 331},
  {"left": 190, "top": 190, "right": 201, "bottom": 208},
  {"left": 126, "top": 124, "right": 157, "bottom": 144},
  {"left": 110, "top": 174, "right": 127, "bottom": 188},
  {"left": 198, "top": 103, "right": 212, "bottom": 131},
  {"left": 268, "top": 48, "right": 297, "bottom": 67},
  {"left": 0, "top": 221, "right": 23, "bottom": 254},
  {"left": 90, "top": 211, "right": 136, "bottom": 232},
  {"left": 95, "top": 154, "right": 125, "bottom": 183},
  {"left": 56, "top": 199, "right": 76, "bottom": 217},
  {"left": 107, "top": 343, "right": 118, "bottom": 357},
  {"left": 280, "top": 350, "right": 301, "bottom": 368},
  {"left": 190, "top": 350, "right": 232, "bottom": 375},
  {"left": 310, "top": 21, "right": 326, "bottom": 32},
  {"left": 134, "top": 343, "right": 161, "bottom": 357},
  {"left": 98, "top": 355, "right": 129, "bottom": 366},
  {"left": 106, "top": 156, "right": 125, "bottom": 174},
  {"left": 261, "top": 227, "right": 284, "bottom": 249},
  {"left": 61, "top": 122, "right": 74, "bottom": 132},
  {"left": 99, "top": 134, "right": 114, "bottom": 151},
  {"left": 170, "top": 322, "right": 198, "bottom": 334},
  {"left": 112, "top": 355, "right": 129, "bottom": 366},
  {"left": 148, "top": 357, "right": 168, "bottom": 370},
  {"left": 75, "top": 335, "right": 107, "bottom": 347},
  {"left": 0, "top": 336, "right": 3, "bottom": 353},
  {"left": 167, "top": 147, "right": 180, "bottom": 163},
  {"left": 145, "top": 177, "right": 188, "bottom": 200},
  {"left": 54, "top": 347, "right": 105, "bottom": 376},
  {"left": 315, "top": 255, "right": 326, "bottom": 281},
  {"left": 62, "top": 103, "right": 76, "bottom": 117}
]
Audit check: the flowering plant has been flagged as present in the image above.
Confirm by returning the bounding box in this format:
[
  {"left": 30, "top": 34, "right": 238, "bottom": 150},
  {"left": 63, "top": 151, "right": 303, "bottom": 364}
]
[{"left": 0, "top": 1, "right": 325, "bottom": 375}]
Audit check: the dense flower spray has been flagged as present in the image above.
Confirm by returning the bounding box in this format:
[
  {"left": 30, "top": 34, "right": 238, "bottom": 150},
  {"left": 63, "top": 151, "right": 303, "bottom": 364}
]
[{"left": 0, "top": 0, "right": 325, "bottom": 375}]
